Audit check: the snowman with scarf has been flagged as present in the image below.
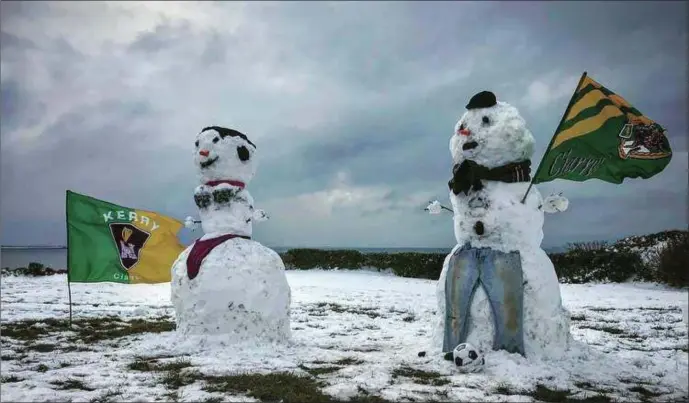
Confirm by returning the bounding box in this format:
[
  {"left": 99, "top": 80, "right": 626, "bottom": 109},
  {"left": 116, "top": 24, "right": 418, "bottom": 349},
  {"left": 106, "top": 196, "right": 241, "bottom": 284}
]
[
  {"left": 170, "top": 126, "right": 291, "bottom": 343},
  {"left": 428, "top": 91, "right": 572, "bottom": 363}
]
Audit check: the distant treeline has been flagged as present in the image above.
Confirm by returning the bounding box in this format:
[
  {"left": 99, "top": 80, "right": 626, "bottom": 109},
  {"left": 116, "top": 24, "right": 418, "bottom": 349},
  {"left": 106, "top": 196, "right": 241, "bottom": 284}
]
[
  {"left": 3, "top": 230, "right": 687, "bottom": 287},
  {"left": 281, "top": 229, "right": 688, "bottom": 286}
]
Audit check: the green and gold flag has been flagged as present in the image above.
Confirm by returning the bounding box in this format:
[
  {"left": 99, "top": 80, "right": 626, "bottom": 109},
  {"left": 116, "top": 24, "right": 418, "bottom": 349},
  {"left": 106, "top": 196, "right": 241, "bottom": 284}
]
[
  {"left": 66, "top": 190, "right": 185, "bottom": 284},
  {"left": 532, "top": 72, "right": 672, "bottom": 185}
]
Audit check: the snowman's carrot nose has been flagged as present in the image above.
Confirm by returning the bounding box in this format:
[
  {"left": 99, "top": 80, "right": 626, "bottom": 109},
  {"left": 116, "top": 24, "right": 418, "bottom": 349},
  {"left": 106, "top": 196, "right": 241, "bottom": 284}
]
[
  {"left": 199, "top": 150, "right": 210, "bottom": 157},
  {"left": 459, "top": 128, "right": 471, "bottom": 136}
]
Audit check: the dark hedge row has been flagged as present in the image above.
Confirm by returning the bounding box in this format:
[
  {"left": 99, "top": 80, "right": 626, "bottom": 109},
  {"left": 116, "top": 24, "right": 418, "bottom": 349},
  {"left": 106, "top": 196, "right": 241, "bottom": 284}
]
[
  {"left": 5, "top": 230, "right": 687, "bottom": 286},
  {"left": 280, "top": 247, "right": 648, "bottom": 283},
  {"left": 281, "top": 231, "right": 688, "bottom": 286},
  {"left": 1, "top": 262, "right": 67, "bottom": 277},
  {"left": 280, "top": 248, "right": 447, "bottom": 280}
]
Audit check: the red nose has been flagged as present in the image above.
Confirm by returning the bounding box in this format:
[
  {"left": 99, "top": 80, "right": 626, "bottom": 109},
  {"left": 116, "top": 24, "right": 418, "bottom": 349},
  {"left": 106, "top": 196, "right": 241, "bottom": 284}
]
[
  {"left": 459, "top": 129, "right": 471, "bottom": 136},
  {"left": 199, "top": 150, "right": 209, "bottom": 157}
]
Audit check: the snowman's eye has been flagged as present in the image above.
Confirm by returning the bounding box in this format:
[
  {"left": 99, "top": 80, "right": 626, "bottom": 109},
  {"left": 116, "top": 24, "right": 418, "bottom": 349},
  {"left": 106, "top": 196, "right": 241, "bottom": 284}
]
[
  {"left": 213, "top": 137, "right": 219, "bottom": 143},
  {"left": 237, "top": 146, "right": 250, "bottom": 162},
  {"left": 482, "top": 116, "right": 490, "bottom": 125},
  {"left": 195, "top": 140, "right": 199, "bottom": 147}
]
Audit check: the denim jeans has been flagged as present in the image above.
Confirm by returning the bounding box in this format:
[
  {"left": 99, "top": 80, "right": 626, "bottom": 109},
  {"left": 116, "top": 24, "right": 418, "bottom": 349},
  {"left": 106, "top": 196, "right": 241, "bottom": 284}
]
[{"left": 443, "top": 243, "right": 525, "bottom": 356}]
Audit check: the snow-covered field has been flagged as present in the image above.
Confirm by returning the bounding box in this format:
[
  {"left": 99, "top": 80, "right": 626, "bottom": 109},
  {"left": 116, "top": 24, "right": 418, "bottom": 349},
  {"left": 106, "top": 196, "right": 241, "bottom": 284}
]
[{"left": 1, "top": 270, "right": 687, "bottom": 402}]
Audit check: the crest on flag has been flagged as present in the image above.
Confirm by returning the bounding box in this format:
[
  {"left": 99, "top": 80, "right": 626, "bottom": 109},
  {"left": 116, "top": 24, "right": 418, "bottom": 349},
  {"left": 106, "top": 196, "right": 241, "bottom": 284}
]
[
  {"left": 109, "top": 223, "right": 150, "bottom": 270},
  {"left": 618, "top": 117, "right": 672, "bottom": 160}
]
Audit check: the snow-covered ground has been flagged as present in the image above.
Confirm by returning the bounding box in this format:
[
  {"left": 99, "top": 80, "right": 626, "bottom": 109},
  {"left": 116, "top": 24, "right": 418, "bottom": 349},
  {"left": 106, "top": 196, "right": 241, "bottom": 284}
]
[{"left": 1, "top": 270, "right": 687, "bottom": 402}]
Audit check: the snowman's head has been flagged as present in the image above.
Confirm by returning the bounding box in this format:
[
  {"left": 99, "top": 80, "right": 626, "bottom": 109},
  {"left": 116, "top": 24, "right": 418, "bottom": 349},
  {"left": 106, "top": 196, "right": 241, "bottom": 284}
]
[
  {"left": 194, "top": 126, "right": 257, "bottom": 187},
  {"left": 450, "top": 91, "right": 534, "bottom": 169}
]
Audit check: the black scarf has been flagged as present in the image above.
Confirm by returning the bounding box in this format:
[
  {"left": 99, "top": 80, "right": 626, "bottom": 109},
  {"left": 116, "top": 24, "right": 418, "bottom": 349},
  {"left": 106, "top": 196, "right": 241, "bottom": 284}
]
[{"left": 448, "top": 159, "right": 531, "bottom": 196}]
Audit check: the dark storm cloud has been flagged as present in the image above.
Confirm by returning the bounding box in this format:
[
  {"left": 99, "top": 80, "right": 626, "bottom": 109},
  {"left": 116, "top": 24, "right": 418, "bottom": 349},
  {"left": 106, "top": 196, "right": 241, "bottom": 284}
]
[{"left": 1, "top": 1, "right": 686, "bottom": 248}]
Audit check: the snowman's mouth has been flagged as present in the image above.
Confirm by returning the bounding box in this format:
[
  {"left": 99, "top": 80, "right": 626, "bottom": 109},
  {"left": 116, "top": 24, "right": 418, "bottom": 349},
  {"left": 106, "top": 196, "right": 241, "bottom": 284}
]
[
  {"left": 200, "top": 156, "right": 219, "bottom": 169},
  {"left": 463, "top": 141, "right": 479, "bottom": 151}
]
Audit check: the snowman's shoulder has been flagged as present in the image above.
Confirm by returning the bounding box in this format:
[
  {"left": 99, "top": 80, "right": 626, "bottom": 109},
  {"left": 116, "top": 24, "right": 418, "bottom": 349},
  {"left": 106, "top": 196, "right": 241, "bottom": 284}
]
[
  {"left": 171, "top": 244, "right": 194, "bottom": 267},
  {"left": 213, "top": 238, "right": 285, "bottom": 267}
]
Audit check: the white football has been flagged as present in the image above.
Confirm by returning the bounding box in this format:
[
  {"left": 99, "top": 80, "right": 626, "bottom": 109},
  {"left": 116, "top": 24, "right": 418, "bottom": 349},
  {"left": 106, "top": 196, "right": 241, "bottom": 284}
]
[{"left": 452, "top": 342, "right": 485, "bottom": 373}]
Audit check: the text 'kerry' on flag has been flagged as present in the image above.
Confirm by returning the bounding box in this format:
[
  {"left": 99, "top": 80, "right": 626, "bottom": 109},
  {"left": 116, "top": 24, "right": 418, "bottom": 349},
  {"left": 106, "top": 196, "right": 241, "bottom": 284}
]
[
  {"left": 532, "top": 72, "right": 672, "bottom": 185},
  {"left": 66, "top": 190, "right": 185, "bottom": 284}
]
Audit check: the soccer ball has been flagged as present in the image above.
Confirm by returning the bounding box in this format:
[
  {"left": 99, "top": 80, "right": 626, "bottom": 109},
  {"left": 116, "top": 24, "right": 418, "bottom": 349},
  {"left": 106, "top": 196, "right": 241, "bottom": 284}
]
[{"left": 452, "top": 342, "right": 485, "bottom": 373}]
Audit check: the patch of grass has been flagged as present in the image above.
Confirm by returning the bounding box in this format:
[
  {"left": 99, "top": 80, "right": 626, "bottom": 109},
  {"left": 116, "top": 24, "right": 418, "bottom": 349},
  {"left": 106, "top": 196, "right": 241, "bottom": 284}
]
[
  {"left": 623, "top": 332, "right": 645, "bottom": 339},
  {"left": 570, "top": 382, "right": 615, "bottom": 402},
  {"left": 353, "top": 386, "right": 392, "bottom": 403},
  {"left": 343, "top": 346, "right": 382, "bottom": 353},
  {"left": 577, "top": 395, "right": 613, "bottom": 402},
  {"left": 629, "top": 385, "right": 663, "bottom": 401},
  {"left": 202, "top": 397, "right": 224, "bottom": 403},
  {"left": 0, "top": 318, "right": 65, "bottom": 340},
  {"left": 76, "top": 317, "right": 175, "bottom": 344},
  {"left": 524, "top": 385, "right": 614, "bottom": 402},
  {"left": 89, "top": 388, "right": 122, "bottom": 403},
  {"left": 27, "top": 343, "right": 57, "bottom": 352},
  {"left": 494, "top": 382, "right": 526, "bottom": 395},
  {"left": 157, "top": 359, "right": 193, "bottom": 372},
  {"left": 298, "top": 364, "right": 341, "bottom": 376},
  {"left": 578, "top": 325, "right": 625, "bottom": 335},
  {"left": 1, "top": 317, "right": 175, "bottom": 346},
  {"left": 312, "top": 303, "right": 382, "bottom": 319},
  {"left": 161, "top": 368, "right": 201, "bottom": 389},
  {"left": 1, "top": 354, "right": 17, "bottom": 361},
  {"left": 36, "top": 364, "right": 49, "bottom": 373},
  {"left": 531, "top": 384, "right": 571, "bottom": 402},
  {"left": 589, "top": 307, "right": 615, "bottom": 312},
  {"left": 60, "top": 362, "right": 72, "bottom": 368},
  {"left": 162, "top": 391, "right": 179, "bottom": 402},
  {"left": 0, "top": 375, "right": 22, "bottom": 383},
  {"left": 128, "top": 357, "right": 191, "bottom": 373},
  {"left": 128, "top": 358, "right": 155, "bottom": 372},
  {"left": 391, "top": 366, "right": 450, "bottom": 386},
  {"left": 570, "top": 314, "right": 587, "bottom": 322},
  {"left": 203, "top": 372, "right": 332, "bottom": 403},
  {"left": 402, "top": 314, "right": 416, "bottom": 322},
  {"left": 347, "top": 395, "right": 392, "bottom": 402},
  {"left": 50, "top": 378, "right": 95, "bottom": 391},
  {"left": 618, "top": 377, "right": 652, "bottom": 385},
  {"left": 333, "top": 357, "right": 364, "bottom": 366}
]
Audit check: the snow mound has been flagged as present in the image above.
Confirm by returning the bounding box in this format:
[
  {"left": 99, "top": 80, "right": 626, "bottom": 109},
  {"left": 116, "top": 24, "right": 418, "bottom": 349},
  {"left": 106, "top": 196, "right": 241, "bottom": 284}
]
[{"left": 171, "top": 237, "right": 291, "bottom": 343}]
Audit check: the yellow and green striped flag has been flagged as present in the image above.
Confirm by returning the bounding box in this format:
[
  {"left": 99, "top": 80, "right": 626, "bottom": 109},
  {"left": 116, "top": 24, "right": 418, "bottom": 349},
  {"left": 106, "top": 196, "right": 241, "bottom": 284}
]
[
  {"left": 532, "top": 72, "right": 672, "bottom": 185},
  {"left": 66, "top": 190, "right": 185, "bottom": 284}
]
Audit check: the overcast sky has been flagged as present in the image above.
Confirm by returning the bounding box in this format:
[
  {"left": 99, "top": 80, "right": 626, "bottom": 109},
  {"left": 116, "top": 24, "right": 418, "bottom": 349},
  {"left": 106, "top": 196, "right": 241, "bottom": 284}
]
[{"left": 1, "top": 1, "right": 687, "bottom": 249}]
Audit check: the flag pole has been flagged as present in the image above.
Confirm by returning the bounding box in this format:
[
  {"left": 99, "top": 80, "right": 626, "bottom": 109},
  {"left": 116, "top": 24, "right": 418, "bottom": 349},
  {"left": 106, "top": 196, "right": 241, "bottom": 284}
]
[
  {"left": 521, "top": 71, "right": 588, "bottom": 204},
  {"left": 65, "top": 190, "right": 73, "bottom": 327}
]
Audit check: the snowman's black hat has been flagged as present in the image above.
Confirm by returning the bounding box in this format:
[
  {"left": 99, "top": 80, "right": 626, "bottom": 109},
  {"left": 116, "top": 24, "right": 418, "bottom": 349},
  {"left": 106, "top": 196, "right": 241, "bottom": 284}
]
[{"left": 466, "top": 91, "right": 497, "bottom": 110}]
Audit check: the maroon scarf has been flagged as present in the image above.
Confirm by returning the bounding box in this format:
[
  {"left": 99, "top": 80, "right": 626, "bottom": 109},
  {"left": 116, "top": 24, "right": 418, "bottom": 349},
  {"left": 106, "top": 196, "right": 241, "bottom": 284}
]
[{"left": 186, "top": 233, "right": 251, "bottom": 280}]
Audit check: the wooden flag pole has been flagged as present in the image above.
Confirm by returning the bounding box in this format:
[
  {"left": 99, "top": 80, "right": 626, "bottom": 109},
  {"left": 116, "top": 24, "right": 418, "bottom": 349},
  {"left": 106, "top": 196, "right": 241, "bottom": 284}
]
[
  {"left": 67, "top": 275, "right": 73, "bottom": 327},
  {"left": 65, "top": 190, "right": 73, "bottom": 327},
  {"left": 521, "top": 71, "right": 588, "bottom": 204}
]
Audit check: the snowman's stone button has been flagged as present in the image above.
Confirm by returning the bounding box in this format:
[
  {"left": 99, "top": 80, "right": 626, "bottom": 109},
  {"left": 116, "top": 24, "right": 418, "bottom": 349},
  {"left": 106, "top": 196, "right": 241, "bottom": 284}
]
[
  {"left": 474, "top": 221, "right": 485, "bottom": 235},
  {"left": 194, "top": 192, "right": 212, "bottom": 209}
]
